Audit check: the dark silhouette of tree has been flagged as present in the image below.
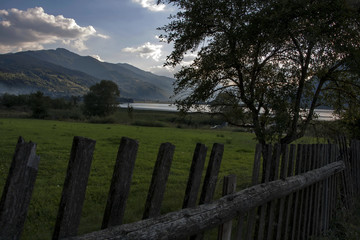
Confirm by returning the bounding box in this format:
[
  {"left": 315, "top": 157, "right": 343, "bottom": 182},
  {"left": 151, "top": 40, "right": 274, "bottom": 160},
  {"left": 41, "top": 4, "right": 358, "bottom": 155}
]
[
  {"left": 158, "top": 0, "right": 360, "bottom": 144},
  {"left": 83, "top": 80, "right": 120, "bottom": 116},
  {"left": 29, "top": 91, "right": 50, "bottom": 119}
]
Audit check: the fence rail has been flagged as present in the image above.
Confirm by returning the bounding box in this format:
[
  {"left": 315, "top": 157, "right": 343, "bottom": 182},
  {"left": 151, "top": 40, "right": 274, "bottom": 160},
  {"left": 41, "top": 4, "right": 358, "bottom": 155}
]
[{"left": 0, "top": 136, "right": 359, "bottom": 240}]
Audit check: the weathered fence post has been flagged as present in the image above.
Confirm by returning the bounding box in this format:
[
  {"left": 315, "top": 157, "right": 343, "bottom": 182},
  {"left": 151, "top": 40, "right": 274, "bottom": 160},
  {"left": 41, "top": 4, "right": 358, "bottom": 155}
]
[
  {"left": 67, "top": 161, "right": 345, "bottom": 240},
  {"left": 282, "top": 144, "right": 296, "bottom": 240},
  {"left": 191, "top": 143, "right": 224, "bottom": 240},
  {"left": 244, "top": 144, "right": 262, "bottom": 240},
  {"left": 182, "top": 143, "right": 207, "bottom": 209},
  {"left": 143, "top": 142, "right": 175, "bottom": 219},
  {"left": 290, "top": 144, "right": 302, "bottom": 239},
  {"left": 199, "top": 143, "right": 224, "bottom": 205},
  {"left": 102, "top": 137, "right": 139, "bottom": 229},
  {"left": 0, "top": 137, "right": 40, "bottom": 240},
  {"left": 218, "top": 174, "right": 237, "bottom": 240},
  {"left": 266, "top": 143, "right": 281, "bottom": 240},
  {"left": 257, "top": 144, "right": 272, "bottom": 240},
  {"left": 274, "top": 144, "right": 289, "bottom": 240},
  {"left": 351, "top": 140, "right": 360, "bottom": 195},
  {"left": 53, "top": 136, "right": 96, "bottom": 240},
  {"left": 313, "top": 144, "right": 323, "bottom": 236}
]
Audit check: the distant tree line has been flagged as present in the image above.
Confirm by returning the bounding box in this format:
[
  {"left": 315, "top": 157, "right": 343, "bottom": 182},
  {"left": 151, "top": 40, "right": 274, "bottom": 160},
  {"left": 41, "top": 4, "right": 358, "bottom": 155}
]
[
  {"left": 0, "top": 80, "right": 121, "bottom": 119},
  {"left": 0, "top": 91, "right": 81, "bottom": 119}
]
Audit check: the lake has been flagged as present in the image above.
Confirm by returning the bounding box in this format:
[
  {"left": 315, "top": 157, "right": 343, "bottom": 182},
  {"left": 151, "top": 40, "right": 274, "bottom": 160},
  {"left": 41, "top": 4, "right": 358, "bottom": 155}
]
[{"left": 119, "top": 103, "right": 337, "bottom": 121}]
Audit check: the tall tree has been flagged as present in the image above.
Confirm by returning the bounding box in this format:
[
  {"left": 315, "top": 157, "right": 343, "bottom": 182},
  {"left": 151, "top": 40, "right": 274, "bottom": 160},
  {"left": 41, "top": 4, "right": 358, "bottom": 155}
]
[
  {"left": 158, "top": 0, "right": 360, "bottom": 144},
  {"left": 29, "top": 91, "right": 50, "bottom": 119},
  {"left": 83, "top": 80, "right": 120, "bottom": 116}
]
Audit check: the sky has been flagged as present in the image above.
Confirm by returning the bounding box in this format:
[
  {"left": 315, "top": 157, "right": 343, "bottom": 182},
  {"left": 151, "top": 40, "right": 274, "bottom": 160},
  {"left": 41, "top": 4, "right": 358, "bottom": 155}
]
[{"left": 0, "top": 0, "right": 189, "bottom": 77}]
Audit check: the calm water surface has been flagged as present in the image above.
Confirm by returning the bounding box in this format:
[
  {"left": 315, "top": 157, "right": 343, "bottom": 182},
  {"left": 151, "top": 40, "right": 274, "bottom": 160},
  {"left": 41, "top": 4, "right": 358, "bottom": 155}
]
[{"left": 120, "top": 103, "right": 337, "bottom": 121}]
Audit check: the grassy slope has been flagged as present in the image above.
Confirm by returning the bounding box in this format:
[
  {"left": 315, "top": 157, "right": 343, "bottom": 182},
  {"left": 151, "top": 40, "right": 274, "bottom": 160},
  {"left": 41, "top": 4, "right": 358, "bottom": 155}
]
[{"left": 0, "top": 118, "right": 258, "bottom": 239}]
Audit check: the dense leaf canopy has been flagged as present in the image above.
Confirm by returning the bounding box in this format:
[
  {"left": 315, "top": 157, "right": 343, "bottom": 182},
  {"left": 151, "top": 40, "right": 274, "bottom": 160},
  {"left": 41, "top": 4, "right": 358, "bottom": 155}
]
[
  {"left": 158, "top": 0, "right": 360, "bottom": 143},
  {"left": 83, "top": 80, "right": 120, "bottom": 116}
]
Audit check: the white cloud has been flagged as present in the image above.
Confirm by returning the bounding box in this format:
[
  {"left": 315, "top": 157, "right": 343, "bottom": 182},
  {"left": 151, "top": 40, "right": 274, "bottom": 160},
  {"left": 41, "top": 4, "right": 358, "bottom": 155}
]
[
  {"left": 149, "top": 64, "right": 177, "bottom": 77},
  {"left": 0, "top": 7, "right": 109, "bottom": 53},
  {"left": 132, "top": 0, "right": 166, "bottom": 12},
  {"left": 90, "top": 54, "right": 104, "bottom": 62},
  {"left": 122, "top": 42, "right": 163, "bottom": 61},
  {"left": 182, "top": 52, "right": 197, "bottom": 66}
]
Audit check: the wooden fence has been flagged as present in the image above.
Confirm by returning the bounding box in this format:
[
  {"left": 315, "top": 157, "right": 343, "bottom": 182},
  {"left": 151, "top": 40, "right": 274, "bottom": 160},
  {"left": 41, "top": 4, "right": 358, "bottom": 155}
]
[{"left": 0, "top": 136, "right": 359, "bottom": 240}]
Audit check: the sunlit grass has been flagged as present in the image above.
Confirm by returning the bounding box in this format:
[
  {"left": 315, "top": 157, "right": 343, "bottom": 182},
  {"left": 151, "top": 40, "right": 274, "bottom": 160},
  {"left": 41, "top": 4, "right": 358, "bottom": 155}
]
[{"left": 0, "top": 118, "right": 257, "bottom": 239}]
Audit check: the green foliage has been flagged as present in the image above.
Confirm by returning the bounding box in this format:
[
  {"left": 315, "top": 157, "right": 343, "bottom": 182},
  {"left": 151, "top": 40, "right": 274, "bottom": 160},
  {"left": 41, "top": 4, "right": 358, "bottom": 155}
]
[
  {"left": 1, "top": 93, "right": 29, "bottom": 108},
  {"left": 0, "top": 67, "right": 91, "bottom": 98},
  {"left": 0, "top": 93, "right": 84, "bottom": 120},
  {"left": 29, "top": 91, "right": 50, "bottom": 119},
  {"left": 312, "top": 197, "right": 360, "bottom": 239},
  {"left": 158, "top": 0, "right": 360, "bottom": 144},
  {"left": 83, "top": 80, "right": 120, "bottom": 117},
  {"left": 210, "top": 92, "right": 251, "bottom": 127}
]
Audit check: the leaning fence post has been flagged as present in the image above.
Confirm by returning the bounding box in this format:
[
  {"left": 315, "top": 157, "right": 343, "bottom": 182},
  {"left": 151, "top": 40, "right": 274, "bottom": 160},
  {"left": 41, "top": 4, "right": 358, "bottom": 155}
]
[
  {"left": 244, "top": 144, "right": 262, "bottom": 240},
  {"left": 182, "top": 143, "right": 208, "bottom": 209},
  {"left": 53, "top": 136, "right": 96, "bottom": 240},
  {"left": 0, "top": 137, "right": 40, "bottom": 240},
  {"left": 102, "top": 137, "right": 139, "bottom": 229},
  {"left": 191, "top": 143, "right": 224, "bottom": 240},
  {"left": 143, "top": 142, "right": 175, "bottom": 219},
  {"left": 199, "top": 143, "right": 225, "bottom": 205},
  {"left": 218, "top": 174, "right": 237, "bottom": 240}
]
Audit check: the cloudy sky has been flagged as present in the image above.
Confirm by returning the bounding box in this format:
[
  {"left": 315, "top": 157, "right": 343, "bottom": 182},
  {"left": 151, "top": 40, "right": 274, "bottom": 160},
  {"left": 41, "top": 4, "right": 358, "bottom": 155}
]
[{"left": 0, "top": 0, "right": 186, "bottom": 77}]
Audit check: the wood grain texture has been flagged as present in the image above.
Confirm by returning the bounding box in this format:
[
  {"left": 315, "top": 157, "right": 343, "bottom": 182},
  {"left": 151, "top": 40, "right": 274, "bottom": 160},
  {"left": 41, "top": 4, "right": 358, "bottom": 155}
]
[
  {"left": 142, "top": 142, "right": 175, "bottom": 219},
  {"left": 66, "top": 161, "right": 345, "bottom": 240},
  {"left": 53, "top": 136, "right": 96, "bottom": 240},
  {"left": 0, "top": 137, "right": 40, "bottom": 240},
  {"left": 102, "top": 137, "right": 139, "bottom": 229}
]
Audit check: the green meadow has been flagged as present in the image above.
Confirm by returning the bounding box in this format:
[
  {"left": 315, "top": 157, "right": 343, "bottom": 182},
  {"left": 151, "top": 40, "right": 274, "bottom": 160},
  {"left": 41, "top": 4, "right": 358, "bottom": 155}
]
[{"left": 0, "top": 117, "right": 259, "bottom": 239}]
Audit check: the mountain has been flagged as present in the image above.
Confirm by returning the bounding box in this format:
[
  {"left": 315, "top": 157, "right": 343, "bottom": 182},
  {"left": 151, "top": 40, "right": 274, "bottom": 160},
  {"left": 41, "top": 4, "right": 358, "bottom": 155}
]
[
  {"left": 0, "top": 53, "right": 98, "bottom": 97},
  {"left": 0, "top": 48, "right": 175, "bottom": 100}
]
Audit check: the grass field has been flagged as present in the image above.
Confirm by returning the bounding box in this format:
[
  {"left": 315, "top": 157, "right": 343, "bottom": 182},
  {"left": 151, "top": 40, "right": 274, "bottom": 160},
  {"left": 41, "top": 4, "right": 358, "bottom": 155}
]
[{"left": 0, "top": 117, "right": 260, "bottom": 239}]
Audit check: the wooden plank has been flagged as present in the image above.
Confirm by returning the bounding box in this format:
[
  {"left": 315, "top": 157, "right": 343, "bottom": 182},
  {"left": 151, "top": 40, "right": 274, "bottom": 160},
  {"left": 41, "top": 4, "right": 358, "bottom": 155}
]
[
  {"left": 302, "top": 144, "right": 313, "bottom": 239},
  {"left": 339, "top": 136, "right": 353, "bottom": 206},
  {"left": 329, "top": 144, "right": 337, "bottom": 224},
  {"left": 312, "top": 144, "right": 322, "bottom": 237},
  {"left": 282, "top": 144, "right": 296, "bottom": 240},
  {"left": 102, "top": 137, "right": 139, "bottom": 229},
  {"left": 305, "top": 144, "right": 316, "bottom": 238},
  {"left": 235, "top": 215, "right": 245, "bottom": 240},
  {"left": 199, "top": 143, "right": 224, "bottom": 205},
  {"left": 67, "top": 161, "right": 346, "bottom": 240},
  {"left": 266, "top": 144, "right": 281, "bottom": 240},
  {"left": 296, "top": 144, "right": 308, "bottom": 240},
  {"left": 182, "top": 143, "right": 208, "bottom": 209},
  {"left": 350, "top": 140, "right": 360, "bottom": 195},
  {"left": 318, "top": 144, "right": 326, "bottom": 235},
  {"left": 275, "top": 144, "right": 289, "bottom": 240},
  {"left": 0, "top": 137, "right": 40, "bottom": 240},
  {"left": 290, "top": 144, "right": 302, "bottom": 240},
  {"left": 218, "top": 175, "right": 237, "bottom": 240},
  {"left": 323, "top": 145, "right": 330, "bottom": 232},
  {"left": 245, "top": 144, "right": 262, "bottom": 240},
  {"left": 257, "top": 144, "right": 272, "bottom": 240},
  {"left": 355, "top": 141, "right": 360, "bottom": 194},
  {"left": 143, "top": 142, "right": 175, "bottom": 219},
  {"left": 356, "top": 141, "right": 359, "bottom": 194},
  {"left": 191, "top": 143, "right": 224, "bottom": 240},
  {"left": 53, "top": 136, "right": 96, "bottom": 240},
  {"left": 350, "top": 141, "right": 357, "bottom": 194}
]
